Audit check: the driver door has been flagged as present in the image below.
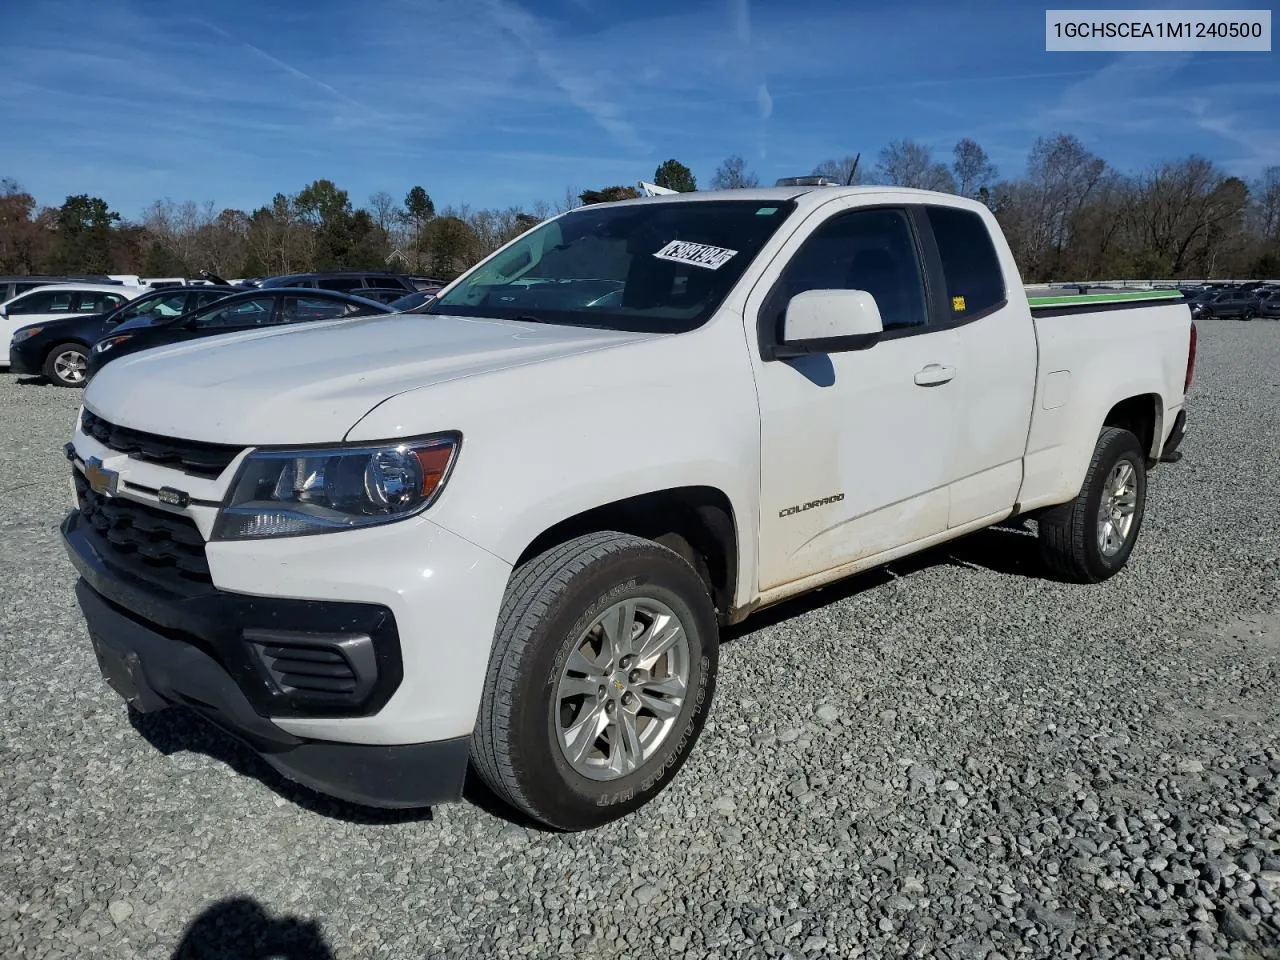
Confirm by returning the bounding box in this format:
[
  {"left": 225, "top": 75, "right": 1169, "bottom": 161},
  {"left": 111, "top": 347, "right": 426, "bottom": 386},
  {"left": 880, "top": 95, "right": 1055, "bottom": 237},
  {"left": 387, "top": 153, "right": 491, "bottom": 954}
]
[{"left": 749, "top": 204, "right": 966, "bottom": 591}]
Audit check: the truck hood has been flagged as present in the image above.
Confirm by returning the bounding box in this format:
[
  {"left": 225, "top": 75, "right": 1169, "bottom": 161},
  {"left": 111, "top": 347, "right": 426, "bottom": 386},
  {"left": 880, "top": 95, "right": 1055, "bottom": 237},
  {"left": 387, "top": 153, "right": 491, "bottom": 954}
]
[{"left": 82, "top": 312, "right": 659, "bottom": 444}]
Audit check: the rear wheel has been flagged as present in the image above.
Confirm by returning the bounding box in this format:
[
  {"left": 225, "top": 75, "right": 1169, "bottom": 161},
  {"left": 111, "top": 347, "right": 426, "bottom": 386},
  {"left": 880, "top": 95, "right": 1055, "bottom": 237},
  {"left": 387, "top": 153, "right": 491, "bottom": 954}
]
[
  {"left": 472, "top": 532, "right": 718, "bottom": 830},
  {"left": 1242, "top": 309, "right": 1254, "bottom": 321},
  {"left": 42, "top": 343, "right": 89, "bottom": 387},
  {"left": 1038, "top": 427, "right": 1147, "bottom": 583}
]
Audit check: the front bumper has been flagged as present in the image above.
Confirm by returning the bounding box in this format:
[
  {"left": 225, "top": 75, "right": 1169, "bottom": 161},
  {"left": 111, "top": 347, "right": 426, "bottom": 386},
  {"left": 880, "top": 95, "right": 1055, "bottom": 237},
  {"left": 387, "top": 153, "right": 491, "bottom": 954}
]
[
  {"left": 8, "top": 341, "right": 41, "bottom": 375},
  {"left": 65, "top": 521, "right": 471, "bottom": 809}
]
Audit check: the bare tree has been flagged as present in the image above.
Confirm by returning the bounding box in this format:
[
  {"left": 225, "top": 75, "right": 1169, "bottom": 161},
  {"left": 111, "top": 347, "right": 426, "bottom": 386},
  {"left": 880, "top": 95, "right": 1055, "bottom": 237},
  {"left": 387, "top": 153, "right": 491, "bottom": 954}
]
[
  {"left": 1006, "top": 134, "right": 1107, "bottom": 279},
  {"left": 1252, "top": 166, "right": 1280, "bottom": 243},
  {"left": 555, "top": 186, "right": 583, "bottom": 214},
  {"left": 1132, "top": 157, "right": 1249, "bottom": 276},
  {"left": 811, "top": 155, "right": 864, "bottom": 185},
  {"left": 710, "top": 155, "right": 760, "bottom": 190},
  {"left": 952, "top": 138, "right": 998, "bottom": 199},
  {"left": 875, "top": 140, "right": 956, "bottom": 192}
]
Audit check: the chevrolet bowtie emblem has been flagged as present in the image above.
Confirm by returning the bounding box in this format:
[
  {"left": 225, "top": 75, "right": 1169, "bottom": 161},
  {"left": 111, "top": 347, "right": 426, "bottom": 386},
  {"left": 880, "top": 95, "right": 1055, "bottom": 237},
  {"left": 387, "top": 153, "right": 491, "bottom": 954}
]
[{"left": 84, "top": 457, "right": 119, "bottom": 497}]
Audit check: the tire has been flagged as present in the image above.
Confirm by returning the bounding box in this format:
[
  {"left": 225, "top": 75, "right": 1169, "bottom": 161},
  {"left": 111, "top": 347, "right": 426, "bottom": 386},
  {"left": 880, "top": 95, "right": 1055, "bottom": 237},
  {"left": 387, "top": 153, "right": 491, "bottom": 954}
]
[
  {"left": 42, "top": 343, "right": 90, "bottom": 387},
  {"left": 472, "top": 531, "right": 719, "bottom": 831},
  {"left": 1242, "top": 309, "right": 1254, "bottom": 321},
  {"left": 1038, "top": 427, "right": 1148, "bottom": 583}
]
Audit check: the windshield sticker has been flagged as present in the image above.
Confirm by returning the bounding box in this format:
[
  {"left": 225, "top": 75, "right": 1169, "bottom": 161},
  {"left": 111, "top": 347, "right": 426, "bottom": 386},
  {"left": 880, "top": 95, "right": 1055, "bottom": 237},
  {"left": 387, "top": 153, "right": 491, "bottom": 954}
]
[
  {"left": 653, "top": 240, "right": 739, "bottom": 271},
  {"left": 756, "top": 207, "right": 779, "bottom": 215}
]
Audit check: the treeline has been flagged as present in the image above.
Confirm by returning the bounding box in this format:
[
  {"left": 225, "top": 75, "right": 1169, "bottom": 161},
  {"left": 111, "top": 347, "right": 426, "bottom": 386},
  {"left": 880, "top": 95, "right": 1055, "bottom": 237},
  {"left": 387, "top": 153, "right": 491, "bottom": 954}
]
[{"left": 2, "top": 133, "right": 1278, "bottom": 283}]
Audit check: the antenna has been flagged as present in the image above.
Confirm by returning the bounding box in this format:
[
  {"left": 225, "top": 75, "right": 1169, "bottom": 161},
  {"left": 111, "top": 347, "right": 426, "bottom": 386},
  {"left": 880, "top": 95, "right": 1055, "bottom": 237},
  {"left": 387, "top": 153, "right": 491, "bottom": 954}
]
[{"left": 845, "top": 153, "right": 861, "bottom": 186}]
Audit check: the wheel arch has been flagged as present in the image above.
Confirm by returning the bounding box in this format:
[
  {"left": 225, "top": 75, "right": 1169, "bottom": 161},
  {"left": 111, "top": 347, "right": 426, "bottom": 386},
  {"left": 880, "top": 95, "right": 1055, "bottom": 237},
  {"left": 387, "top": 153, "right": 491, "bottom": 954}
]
[
  {"left": 1102, "top": 392, "right": 1164, "bottom": 462},
  {"left": 514, "top": 486, "right": 742, "bottom": 625}
]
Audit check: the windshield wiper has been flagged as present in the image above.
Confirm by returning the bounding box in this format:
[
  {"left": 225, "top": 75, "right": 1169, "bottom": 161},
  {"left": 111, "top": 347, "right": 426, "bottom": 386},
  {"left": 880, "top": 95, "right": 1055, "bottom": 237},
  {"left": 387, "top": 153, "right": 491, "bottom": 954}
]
[{"left": 509, "top": 314, "right": 558, "bottom": 324}]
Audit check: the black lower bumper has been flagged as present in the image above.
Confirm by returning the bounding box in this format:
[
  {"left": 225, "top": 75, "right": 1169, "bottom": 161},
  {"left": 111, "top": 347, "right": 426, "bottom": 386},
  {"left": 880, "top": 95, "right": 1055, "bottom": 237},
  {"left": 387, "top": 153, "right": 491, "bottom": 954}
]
[
  {"left": 1160, "top": 408, "right": 1187, "bottom": 462},
  {"left": 75, "top": 580, "right": 469, "bottom": 809},
  {"left": 64, "top": 516, "right": 469, "bottom": 810},
  {"left": 8, "top": 343, "right": 40, "bottom": 375}
]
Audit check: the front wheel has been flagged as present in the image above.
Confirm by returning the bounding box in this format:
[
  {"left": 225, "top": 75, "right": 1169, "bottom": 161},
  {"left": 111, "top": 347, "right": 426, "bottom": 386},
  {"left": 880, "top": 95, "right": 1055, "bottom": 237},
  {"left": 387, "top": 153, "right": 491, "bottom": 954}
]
[
  {"left": 1242, "top": 309, "right": 1254, "bottom": 321},
  {"left": 1038, "top": 427, "right": 1148, "bottom": 583},
  {"left": 472, "top": 532, "right": 718, "bottom": 830},
  {"left": 43, "top": 343, "right": 90, "bottom": 387}
]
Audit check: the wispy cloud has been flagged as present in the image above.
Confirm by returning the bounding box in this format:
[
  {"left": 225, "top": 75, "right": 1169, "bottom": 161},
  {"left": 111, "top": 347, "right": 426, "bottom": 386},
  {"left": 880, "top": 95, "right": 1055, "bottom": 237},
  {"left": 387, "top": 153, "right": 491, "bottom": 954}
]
[
  {"left": 479, "top": 0, "right": 647, "bottom": 154},
  {"left": 3, "top": 0, "right": 1276, "bottom": 217},
  {"left": 191, "top": 17, "right": 372, "bottom": 115}
]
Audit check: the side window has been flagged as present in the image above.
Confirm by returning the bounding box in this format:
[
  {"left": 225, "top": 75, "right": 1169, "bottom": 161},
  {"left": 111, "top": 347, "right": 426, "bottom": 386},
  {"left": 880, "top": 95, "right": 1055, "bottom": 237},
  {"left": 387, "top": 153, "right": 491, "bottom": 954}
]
[
  {"left": 925, "top": 205, "right": 1006, "bottom": 320},
  {"left": 191, "top": 296, "right": 276, "bottom": 329},
  {"left": 194, "top": 290, "right": 231, "bottom": 309},
  {"left": 77, "top": 292, "right": 126, "bottom": 312},
  {"left": 768, "top": 207, "right": 929, "bottom": 333},
  {"left": 8, "top": 291, "right": 58, "bottom": 314},
  {"left": 280, "top": 296, "right": 358, "bottom": 324},
  {"left": 317, "top": 277, "right": 363, "bottom": 293}
]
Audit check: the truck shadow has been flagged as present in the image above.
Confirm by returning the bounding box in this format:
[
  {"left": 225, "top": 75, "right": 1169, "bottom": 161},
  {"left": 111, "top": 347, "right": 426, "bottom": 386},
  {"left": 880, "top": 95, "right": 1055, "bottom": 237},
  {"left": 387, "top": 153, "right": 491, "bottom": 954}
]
[
  {"left": 724, "top": 519, "right": 1045, "bottom": 640},
  {"left": 128, "top": 706, "right": 435, "bottom": 826},
  {"left": 170, "top": 896, "right": 334, "bottom": 959}
]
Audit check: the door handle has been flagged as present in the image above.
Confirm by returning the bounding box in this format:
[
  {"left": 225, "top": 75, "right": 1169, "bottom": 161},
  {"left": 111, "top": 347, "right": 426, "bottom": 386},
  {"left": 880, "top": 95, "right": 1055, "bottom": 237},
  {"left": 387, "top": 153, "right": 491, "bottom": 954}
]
[{"left": 914, "top": 363, "right": 955, "bottom": 386}]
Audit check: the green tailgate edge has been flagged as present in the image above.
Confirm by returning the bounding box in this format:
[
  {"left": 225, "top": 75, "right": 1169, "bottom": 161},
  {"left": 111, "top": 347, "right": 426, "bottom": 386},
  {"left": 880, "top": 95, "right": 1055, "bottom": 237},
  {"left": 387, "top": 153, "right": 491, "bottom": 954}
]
[{"left": 1026, "top": 289, "right": 1185, "bottom": 307}]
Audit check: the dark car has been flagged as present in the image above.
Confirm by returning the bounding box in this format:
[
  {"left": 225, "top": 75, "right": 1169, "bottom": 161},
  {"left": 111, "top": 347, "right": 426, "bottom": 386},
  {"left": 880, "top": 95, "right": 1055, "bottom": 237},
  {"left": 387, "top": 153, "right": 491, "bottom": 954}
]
[
  {"left": 85, "top": 287, "right": 393, "bottom": 378},
  {"left": 1256, "top": 292, "right": 1280, "bottom": 319},
  {"left": 9, "top": 285, "right": 236, "bottom": 386},
  {"left": 386, "top": 289, "right": 439, "bottom": 312},
  {"left": 1195, "top": 289, "right": 1261, "bottom": 320},
  {"left": 257, "top": 270, "right": 418, "bottom": 295}
]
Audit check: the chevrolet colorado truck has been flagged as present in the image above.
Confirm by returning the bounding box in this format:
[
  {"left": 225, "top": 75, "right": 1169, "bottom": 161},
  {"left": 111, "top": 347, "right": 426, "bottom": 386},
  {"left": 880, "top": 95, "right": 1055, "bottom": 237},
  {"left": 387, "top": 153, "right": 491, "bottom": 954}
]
[{"left": 61, "top": 186, "right": 1195, "bottom": 831}]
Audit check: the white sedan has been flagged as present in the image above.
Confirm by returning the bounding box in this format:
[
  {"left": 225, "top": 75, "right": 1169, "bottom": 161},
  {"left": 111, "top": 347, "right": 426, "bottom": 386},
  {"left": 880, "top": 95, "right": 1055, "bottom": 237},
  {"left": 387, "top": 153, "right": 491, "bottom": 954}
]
[{"left": 2, "top": 283, "right": 145, "bottom": 368}]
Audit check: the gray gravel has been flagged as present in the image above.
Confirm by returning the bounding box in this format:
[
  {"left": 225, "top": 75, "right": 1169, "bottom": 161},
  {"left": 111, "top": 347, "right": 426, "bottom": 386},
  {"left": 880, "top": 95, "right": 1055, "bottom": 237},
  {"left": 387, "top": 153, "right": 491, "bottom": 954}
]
[{"left": 3, "top": 317, "right": 1280, "bottom": 959}]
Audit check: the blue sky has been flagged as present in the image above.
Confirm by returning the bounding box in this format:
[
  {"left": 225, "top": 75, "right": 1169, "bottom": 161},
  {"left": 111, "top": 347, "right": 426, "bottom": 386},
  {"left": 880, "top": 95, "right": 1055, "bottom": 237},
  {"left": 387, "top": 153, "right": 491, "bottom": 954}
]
[{"left": 2, "top": 0, "right": 1276, "bottom": 219}]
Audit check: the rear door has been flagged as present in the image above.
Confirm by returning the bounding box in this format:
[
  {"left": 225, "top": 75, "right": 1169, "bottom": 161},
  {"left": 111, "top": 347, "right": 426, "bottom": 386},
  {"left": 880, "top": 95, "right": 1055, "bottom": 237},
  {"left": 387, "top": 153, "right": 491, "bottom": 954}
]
[
  {"left": 751, "top": 202, "right": 967, "bottom": 590},
  {"left": 916, "top": 203, "right": 1038, "bottom": 527}
]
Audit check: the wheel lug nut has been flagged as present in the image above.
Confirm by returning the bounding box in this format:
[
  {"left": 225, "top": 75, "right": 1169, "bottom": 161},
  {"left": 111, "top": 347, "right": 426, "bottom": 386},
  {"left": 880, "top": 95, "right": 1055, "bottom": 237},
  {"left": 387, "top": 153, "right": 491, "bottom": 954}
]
[
  {"left": 628, "top": 669, "right": 642, "bottom": 684},
  {"left": 598, "top": 685, "right": 607, "bottom": 699},
  {"left": 620, "top": 655, "right": 635, "bottom": 669},
  {"left": 605, "top": 700, "right": 617, "bottom": 715},
  {"left": 622, "top": 692, "right": 637, "bottom": 707}
]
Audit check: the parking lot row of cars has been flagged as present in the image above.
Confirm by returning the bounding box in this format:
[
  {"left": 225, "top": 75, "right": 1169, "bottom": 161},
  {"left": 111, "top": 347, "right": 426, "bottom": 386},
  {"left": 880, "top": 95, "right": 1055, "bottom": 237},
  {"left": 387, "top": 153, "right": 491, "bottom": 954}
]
[
  {"left": 2, "top": 271, "right": 443, "bottom": 387},
  {"left": 1175, "top": 281, "right": 1280, "bottom": 321}
]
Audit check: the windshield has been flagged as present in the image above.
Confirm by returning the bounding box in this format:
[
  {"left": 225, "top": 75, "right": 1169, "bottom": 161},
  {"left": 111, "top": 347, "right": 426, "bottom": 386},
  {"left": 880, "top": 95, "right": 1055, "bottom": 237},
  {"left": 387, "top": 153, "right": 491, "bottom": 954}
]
[
  {"left": 115, "top": 291, "right": 190, "bottom": 324},
  {"left": 426, "top": 199, "right": 797, "bottom": 333}
]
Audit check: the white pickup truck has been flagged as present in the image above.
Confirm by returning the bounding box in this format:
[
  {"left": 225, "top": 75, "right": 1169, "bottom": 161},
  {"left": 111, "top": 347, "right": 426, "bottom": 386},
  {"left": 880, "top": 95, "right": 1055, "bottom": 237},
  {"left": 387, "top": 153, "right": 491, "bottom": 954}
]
[{"left": 61, "top": 185, "right": 1195, "bottom": 831}]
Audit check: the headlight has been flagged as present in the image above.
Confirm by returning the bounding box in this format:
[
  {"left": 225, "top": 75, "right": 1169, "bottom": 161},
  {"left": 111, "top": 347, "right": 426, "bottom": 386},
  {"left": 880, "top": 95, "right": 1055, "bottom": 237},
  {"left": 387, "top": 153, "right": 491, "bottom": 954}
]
[
  {"left": 213, "top": 434, "right": 460, "bottom": 540},
  {"left": 93, "top": 335, "right": 133, "bottom": 354},
  {"left": 11, "top": 327, "right": 43, "bottom": 344}
]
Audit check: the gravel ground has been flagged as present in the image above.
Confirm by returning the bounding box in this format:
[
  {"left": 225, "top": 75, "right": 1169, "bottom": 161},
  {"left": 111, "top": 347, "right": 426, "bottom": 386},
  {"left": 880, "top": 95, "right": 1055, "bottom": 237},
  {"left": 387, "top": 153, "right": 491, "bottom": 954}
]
[{"left": 2, "top": 317, "right": 1279, "bottom": 960}]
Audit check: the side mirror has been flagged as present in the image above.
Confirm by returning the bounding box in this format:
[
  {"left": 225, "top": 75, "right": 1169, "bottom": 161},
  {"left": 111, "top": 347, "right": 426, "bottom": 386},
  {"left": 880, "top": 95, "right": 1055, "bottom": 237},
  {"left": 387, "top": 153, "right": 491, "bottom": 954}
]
[{"left": 768, "top": 289, "right": 884, "bottom": 360}]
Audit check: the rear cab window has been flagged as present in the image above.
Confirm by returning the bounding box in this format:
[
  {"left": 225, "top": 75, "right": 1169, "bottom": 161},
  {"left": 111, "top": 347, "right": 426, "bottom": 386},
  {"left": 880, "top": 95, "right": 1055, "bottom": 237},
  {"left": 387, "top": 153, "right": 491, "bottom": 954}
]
[{"left": 924, "top": 205, "right": 1007, "bottom": 321}]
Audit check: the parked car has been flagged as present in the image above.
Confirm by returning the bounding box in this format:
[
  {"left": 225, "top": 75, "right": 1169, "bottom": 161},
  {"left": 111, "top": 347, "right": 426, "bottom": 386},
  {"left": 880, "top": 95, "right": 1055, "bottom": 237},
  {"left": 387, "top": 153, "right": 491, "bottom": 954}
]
[
  {"left": 257, "top": 271, "right": 418, "bottom": 294},
  {"left": 386, "top": 290, "right": 438, "bottom": 312},
  {"left": 1256, "top": 291, "right": 1280, "bottom": 319},
  {"left": 0, "top": 275, "right": 124, "bottom": 305},
  {"left": 1194, "top": 289, "right": 1260, "bottom": 320},
  {"left": 63, "top": 186, "right": 1195, "bottom": 830},
  {"left": 84, "top": 287, "right": 392, "bottom": 377},
  {"left": 357, "top": 286, "right": 421, "bottom": 305},
  {"left": 9, "top": 285, "right": 237, "bottom": 386},
  {"left": 408, "top": 276, "right": 449, "bottom": 294},
  {"left": 2, "top": 284, "right": 145, "bottom": 368}
]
